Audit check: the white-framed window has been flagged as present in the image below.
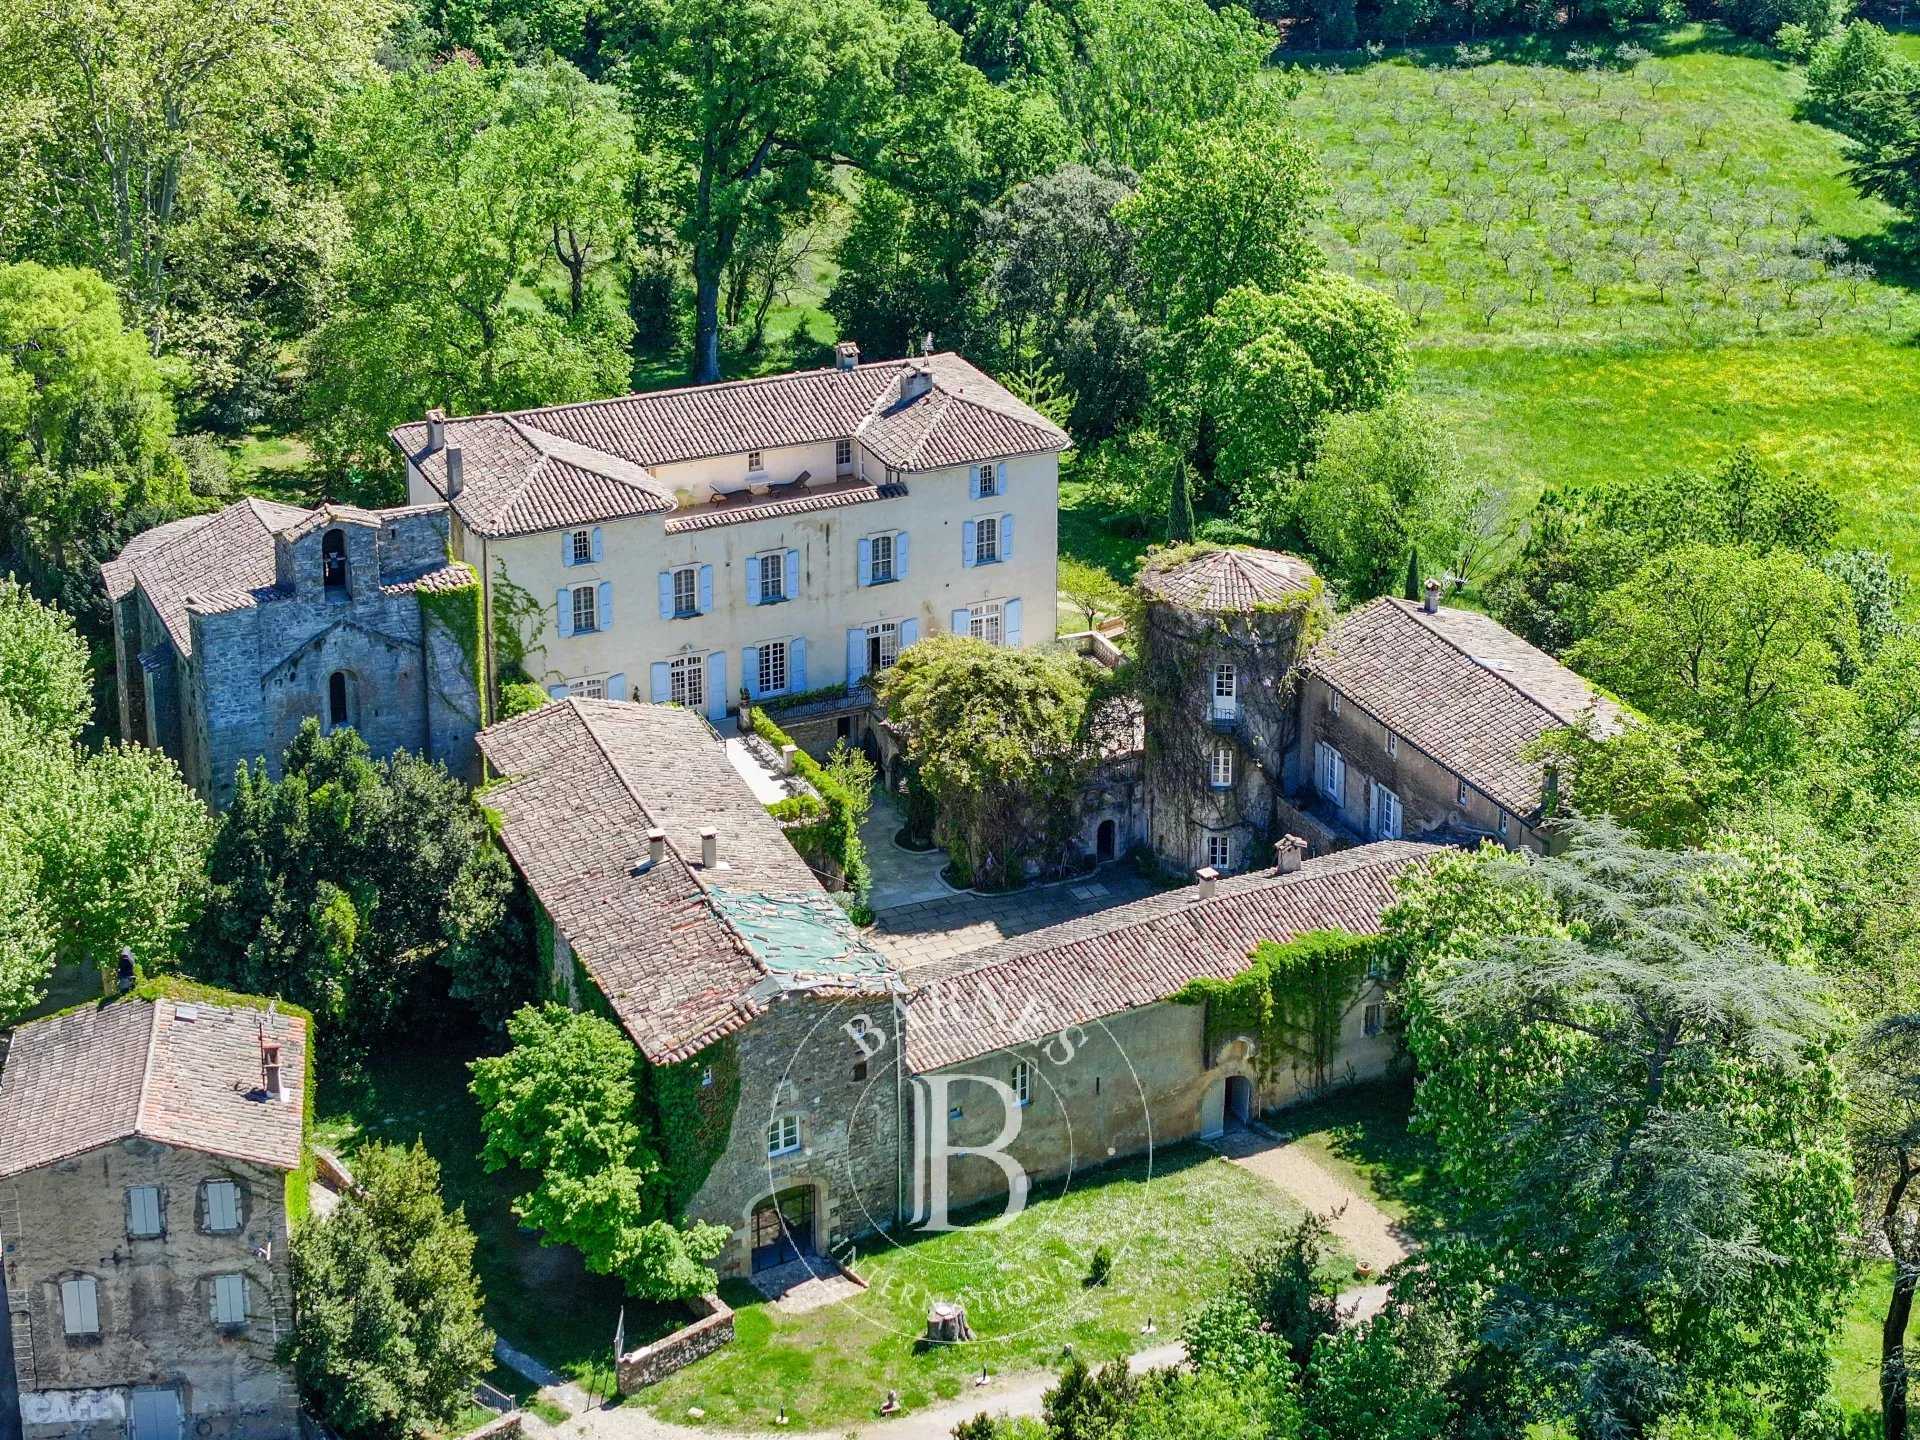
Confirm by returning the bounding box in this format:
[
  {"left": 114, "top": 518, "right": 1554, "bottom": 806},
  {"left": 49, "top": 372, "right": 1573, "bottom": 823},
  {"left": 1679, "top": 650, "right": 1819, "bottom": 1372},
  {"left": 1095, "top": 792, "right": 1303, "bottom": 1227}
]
[
  {"left": 870, "top": 532, "right": 896, "bottom": 584},
  {"left": 570, "top": 584, "right": 599, "bottom": 635},
  {"left": 758, "top": 552, "right": 785, "bottom": 603},
  {"left": 1457, "top": 778, "right": 1471, "bottom": 807},
  {"left": 968, "top": 601, "right": 1004, "bottom": 646},
  {"left": 1371, "top": 782, "right": 1404, "bottom": 841},
  {"left": 1363, "top": 1002, "right": 1385, "bottom": 1038},
  {"left": 1386, "top": 731, "right": 1398, "bottom": 759},
  {"left": 835, "top": 438, "right": 853, "bottom": 470},
  {"left": 202, "top": 1179, "right": 241, "bottom": 1234},
  {"left": 569, "top": 529, "right": 593, "bottom": 566},
  {"left": 759, "top": 640, "right": 790, "bottom": 696},
  {"left": 566, "top": 675, "right": 605, "bottom": 700},
  {"left": 1207, "top": 834, "right": 1231, "bottom": 871},
  {"left": 767, "top": 1114, "right": 801, "bottom": 1156},
  {"left": 60, "top": 1276, "right": 99, "bottom": 1337},
  {"left": 211, "top": 1273, "right": 247, "bottom": 1327},
  {"left": 1213, "top": 665, "right": 1237, "bottom": 714},
  {"left": 1314, "top": 741, "right": 1346, "bottom": 807},
  {"left": 975, "top": 516, "right": 1000, "bottom": 565},
  {"left": 668, "top": 655, "right": 704, "bottom": 709},
  {"left": 1011, "top": 1059, "right": 1031, "bottom": 1107},
  {"left": 885, "top": 466, "right": 903, "bottom": 485},
  {"left": 747, "top": 450, "right": 764, "bottom": 473},
  {"left": 1330, "top": 691, "right": 1341, "bottom": 718},
  {"left": 868, "top": 621, "right": 900, "bottom": 674},
  {"left": 1367, "top": 951, "right": 1388, "bottom": 981},
  {"left": 1210, "top": 745, "right": 1234, "bottom": 789},
  {"left": 671, "top": 566, "right": 698, "bottom": 617},
  {"left": 127, "top": 1185, "right": 163, "bottom": 1239},
  {"left": 977, "top": 463, "right": 999, "bottom": 498}
]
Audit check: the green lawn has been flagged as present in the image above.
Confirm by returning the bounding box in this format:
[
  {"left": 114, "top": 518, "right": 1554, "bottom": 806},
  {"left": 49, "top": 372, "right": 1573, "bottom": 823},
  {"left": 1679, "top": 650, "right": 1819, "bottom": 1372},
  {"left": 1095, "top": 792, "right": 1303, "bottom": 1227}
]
[
  {"left": 1833, "top": 1260, "right": 1892, "bottom": 1420},
  {"left": 1270, "top": 1080, "right": 1451, "bottom": 1237},
  {"left": 313, "top": 1048, "right": 681, "bottom": 1399},
  {"left": 224, "top": 429, "right": 324, "bottom": 508},
  {"left": 639, "top": 1145, "right": 1321, "bottom": 1430}
]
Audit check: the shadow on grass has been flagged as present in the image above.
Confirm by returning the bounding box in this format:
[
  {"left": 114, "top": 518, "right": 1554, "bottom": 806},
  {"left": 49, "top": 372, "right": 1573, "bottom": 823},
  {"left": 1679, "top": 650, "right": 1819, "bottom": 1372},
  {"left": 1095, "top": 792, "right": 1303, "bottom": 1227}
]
[{"left": 1271, "top": 1077, "right": 1455, "bottom": 1238}]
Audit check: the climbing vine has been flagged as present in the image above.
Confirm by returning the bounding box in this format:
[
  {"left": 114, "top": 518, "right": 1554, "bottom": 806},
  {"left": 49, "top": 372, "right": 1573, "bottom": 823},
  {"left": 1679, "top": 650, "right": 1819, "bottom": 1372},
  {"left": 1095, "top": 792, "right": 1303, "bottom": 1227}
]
[
  {"left": 1174, "top": 929, "right": 1376, "bottom": 1094},
  {"left": 416, "top": 563, "right": 487, "bottom": 728},
  {"left": 644, "top": 1038, "right": 742, "bottom": 1214},
  {"left": 1133, "top": 546, "right": 1331, "bottom": 867},
  {"left": 746, "top": 705, "right": 874, "bottom": 916}
]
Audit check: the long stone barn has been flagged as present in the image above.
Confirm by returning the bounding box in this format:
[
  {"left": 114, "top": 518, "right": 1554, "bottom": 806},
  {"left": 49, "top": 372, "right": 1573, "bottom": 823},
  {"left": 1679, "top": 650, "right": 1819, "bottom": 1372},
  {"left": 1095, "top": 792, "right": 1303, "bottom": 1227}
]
[{"left": 477, "top": 697, "right": 1439, "bottom": 1280}]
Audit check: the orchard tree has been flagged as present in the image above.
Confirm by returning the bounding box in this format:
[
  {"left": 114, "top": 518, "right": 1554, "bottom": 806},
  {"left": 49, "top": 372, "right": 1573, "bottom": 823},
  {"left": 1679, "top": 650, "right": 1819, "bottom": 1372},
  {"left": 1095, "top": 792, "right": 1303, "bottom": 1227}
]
[
  {"left": 287, "top": 1141, "right": 495, "bottom": 1440},
  {"left": 306, "top": 59, "right": 636, "bottom": 481},
  {"left": 1058, "top": 557, "right": 1127, "bottom": 632},
  {"left": 1567, "top": 543, "right": 1859, "bottom": 773},
  {"left": 1525, "top": 715, "right": 1734, "bottom": 850},
  {"left": 470, "top": 1004, "right": 728, "bottom": 1300},
  {"left": 1389, "top": 823, "right": 1853, "bottom": 1437},
  {"left": 0, "top": 578, "right": 91, "bottom": 743},
  {"left": 874, "top": 634, "right": 1097, "bottom": 889}
]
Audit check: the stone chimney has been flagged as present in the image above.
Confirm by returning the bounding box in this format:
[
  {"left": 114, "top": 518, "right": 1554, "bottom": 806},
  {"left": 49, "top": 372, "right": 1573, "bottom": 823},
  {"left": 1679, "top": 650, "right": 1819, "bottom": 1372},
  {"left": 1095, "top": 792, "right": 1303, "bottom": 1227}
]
[
  {"left": 425, "top": 408, "right": 445, "bottom": 453},
  {"left": 261, "top": 1037, "right": 283, "bottom": 1101},
  {"left": 445, "top": 446, "right": 465, "bottom": 499},
  {"left": 115, "top": 947, "right": 136, "bottom": 994},
  {"left": 1274, "top": 835, "right": 1306, "bottom": 875},
  {"left": 780, "top": 743, "right": 798, "bottom": 775},
  {"left": 1194, "top": 866, "right": 1218, "bottom": 901},
  {"left": 647, "top": 829, "right": 666, "bottom": 866},
  {"left": 1423, "top": 578, "right": 1440, "bottom": 614},
  {"left": 900, "top": 362, "right": 934, "bottom": 402},
  {"left": 700, "top": 828, "right": 718, "bottom": 869},
  {"left": 834, "top": 341, "right": 860, "bottom": 371}
]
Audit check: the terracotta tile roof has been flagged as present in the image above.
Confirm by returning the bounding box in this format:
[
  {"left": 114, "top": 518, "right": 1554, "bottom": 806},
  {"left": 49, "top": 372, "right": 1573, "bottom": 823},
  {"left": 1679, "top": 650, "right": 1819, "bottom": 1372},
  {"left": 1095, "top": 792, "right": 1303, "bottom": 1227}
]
[
  {"left": 1140, "top": 548, "right": 1320, "bottom": 612},
  {"left": 1308, "top": 599, "right": 1625, "bottom": 818},
  {"left": 0, "top": 996, "right": 307, "bottom": 1178},
  {"left": 380, "top": 562, "right": 476, "bottom": 597},
  {"left": 101, "top": 498, "right": 311, "bottom": 656},
  {"left": 662, "top": 477, "right": 896, "bottom": 534},
  {"left": 477, "top": 701, "right": 890, "bottom": 1063},
  {"left": 901, "top": 841, "right": 1442, "bottom": 1071},
  {"left": 393, "top": 353, "right": 1068, "bottom": 539}
]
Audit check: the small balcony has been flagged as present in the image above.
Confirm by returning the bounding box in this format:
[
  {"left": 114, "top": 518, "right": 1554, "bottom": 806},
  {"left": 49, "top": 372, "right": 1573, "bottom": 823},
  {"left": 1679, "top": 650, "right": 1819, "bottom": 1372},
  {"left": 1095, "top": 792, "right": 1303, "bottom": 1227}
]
[{"left": 1209, "top": 702, "right": 1240, "bottom": 733}]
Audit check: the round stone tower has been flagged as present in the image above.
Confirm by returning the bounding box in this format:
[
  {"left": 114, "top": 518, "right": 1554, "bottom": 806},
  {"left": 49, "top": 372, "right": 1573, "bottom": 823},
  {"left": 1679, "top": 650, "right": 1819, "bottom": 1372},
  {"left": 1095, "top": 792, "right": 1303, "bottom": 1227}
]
[{"left": 1136, "top": 547, "right": 1328, "bottom": 877}]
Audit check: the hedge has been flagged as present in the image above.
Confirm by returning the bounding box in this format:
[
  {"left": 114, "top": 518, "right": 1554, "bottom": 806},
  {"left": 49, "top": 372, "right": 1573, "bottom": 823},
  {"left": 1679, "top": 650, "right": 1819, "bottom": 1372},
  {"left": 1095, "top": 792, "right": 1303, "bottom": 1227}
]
[{"left": 744, "top": 704, "right": 872, "bottom": 919}]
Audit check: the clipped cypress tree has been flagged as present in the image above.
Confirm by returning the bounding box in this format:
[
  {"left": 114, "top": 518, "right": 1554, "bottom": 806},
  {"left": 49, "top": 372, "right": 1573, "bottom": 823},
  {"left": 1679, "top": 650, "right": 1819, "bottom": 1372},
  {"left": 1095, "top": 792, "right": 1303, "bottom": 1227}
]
[
  {"left": 1404, "top": 547, "right": 1423, "bottom": 602},
  {"left": 1168, "top": 459, "right": 1196, "bottom": 542}
]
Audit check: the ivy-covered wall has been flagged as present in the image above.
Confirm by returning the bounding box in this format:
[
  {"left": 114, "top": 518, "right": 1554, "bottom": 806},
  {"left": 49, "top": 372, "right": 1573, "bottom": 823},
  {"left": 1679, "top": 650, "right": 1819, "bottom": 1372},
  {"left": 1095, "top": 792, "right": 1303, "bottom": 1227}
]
[
  {"left": 416, "top": 564, "right": 487, "bottom": 729},
  {"left": 644, "top": 1040, "right": 742, "bottom": 1215},
  {"left": 1175, "top": 928, "right": 1377, "bottom": 1094},
  {"left": 746, "top": 703, "right": 872, "bottom": 917}
]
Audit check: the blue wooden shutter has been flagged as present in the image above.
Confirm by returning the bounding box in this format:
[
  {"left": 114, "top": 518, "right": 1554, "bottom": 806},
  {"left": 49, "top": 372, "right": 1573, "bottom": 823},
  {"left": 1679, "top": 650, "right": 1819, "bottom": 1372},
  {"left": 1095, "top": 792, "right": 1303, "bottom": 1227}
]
[
  {"left": 961, "top": 521, "right": 976, "bottom": 568},
  {"left": 650, "top": 663, "right": 670, "bottom": 703},
  {"left": 743, "top": 646, "right": 760, "bottom": 700},
  {"left": 847, "top": 628, "right": 866, "bottom": 690},
  {"left": 784, "top": 549, "right": 799, "bottom": 600},
  {"left": 560, "top": 535, "right": 573, "bottom": 568},
  {"left": 996, "top": 460, "right": 1007, "bottom": 496},
  {"left": 606, "top": 672, "right": 627, "bottom": 701},
  {"left": 790, "top": 636, "right": 807, "bottom": 691},
  {"left": 591, "top": 527, "right": 604, "bottom": 563},
  {"left": 597, "top": 580, "right": 613, "bottom": 630},
  {"left": 951, "top": 607, "right": 970, "bottom": 635},
  {"left": 705, "top": 651, "right": 727, "bottom": 720},
  {"left": 901, "top": 617, "right": 919, "bottom": 650},
  {"left": 556, "top": 588, "right": 573, "bottom": 637},
  {"left": 896, "top": 531, "right": 909, "bottom": 580},
  {"left": 698, "top": 564, "right": 714, "bottom": 613},
  {"left": 658, "top": 572, "right": 673, "bottom": 620},
  {"left": 745, "top": 563, "right": 760, "bottom": 606},
  {"left": 857, "top": 537, "right": 872, "bottom": 587},
  {"left": 1005, "top": 598, "right": 1023, "bottom": 647},
  {"left": 1001, "top": 513, "right": 1015, "bottom": 563},
  {"left": 547, "top": 684, "right": 569, "bottom": 699}
]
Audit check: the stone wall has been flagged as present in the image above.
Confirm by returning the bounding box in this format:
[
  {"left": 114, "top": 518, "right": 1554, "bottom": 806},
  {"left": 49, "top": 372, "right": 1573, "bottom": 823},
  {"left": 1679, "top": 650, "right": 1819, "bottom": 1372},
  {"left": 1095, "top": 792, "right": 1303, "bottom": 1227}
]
[
  {"left": 614, "top": 1294, "right": 734, "bottom": 1394},
  {"left": 683, "top": 995, "right": 905, "bottom": 1279},
  {"left": 1, "top": 1143, "right": 298, "bottom": 1440}
]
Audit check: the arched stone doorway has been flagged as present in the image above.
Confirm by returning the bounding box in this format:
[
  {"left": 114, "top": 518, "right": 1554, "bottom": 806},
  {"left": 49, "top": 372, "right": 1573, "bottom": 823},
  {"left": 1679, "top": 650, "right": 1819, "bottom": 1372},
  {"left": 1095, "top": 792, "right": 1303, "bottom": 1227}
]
[
  {"left": 1096, "top": 818, "right": 1117, "bottom": 863},
  {"left": 1225, "top": 1074, "right": 1254, "bottom": 1128},
  {"left": 750, "top": 1185, "right": 818, "bottom": 1274}
]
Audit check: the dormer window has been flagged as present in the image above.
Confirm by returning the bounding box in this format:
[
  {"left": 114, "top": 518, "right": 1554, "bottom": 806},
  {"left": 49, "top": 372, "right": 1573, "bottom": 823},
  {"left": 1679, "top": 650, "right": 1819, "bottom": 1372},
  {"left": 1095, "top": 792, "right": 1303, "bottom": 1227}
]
[
  {"left": 322, "top": 529, "right": 347, "bottom": 593},
  {"left": 747, "top": 451, "right": 764, "bottom": 474}
]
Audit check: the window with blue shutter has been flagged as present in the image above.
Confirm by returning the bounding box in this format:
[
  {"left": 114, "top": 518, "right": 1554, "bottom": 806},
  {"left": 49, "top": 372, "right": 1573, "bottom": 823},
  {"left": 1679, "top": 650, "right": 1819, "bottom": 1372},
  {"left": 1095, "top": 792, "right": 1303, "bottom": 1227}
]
[
  {"left": 705, "top": 652, "right": 726, "bottom": 720},
  {"left": 1005, "top": 597, "right": 1023, "bottom": 647},
  {"left": 895, "top": 531, "right": 909, "bottom": 580},
  {"left": 698, "top": 564, "right": 714, "bottom": 613},
  {"left": 846, "top": 628, "right": 866, "bottom": 690},
  {"left": 658, "top": 572, "right": 673, "bottom": 620},
  {"left": 746, "top": 563, "right": 761, "bottom": 606},
  {"left": 900, "top": 617, "right": 919, "bottom": 650},
  {"left": 742, "top": 646, "right": 760, "bottom": 699},
  {"left": 961, "top": 520, "right": 976, "bottom": 568},
  {"left": 857, "top": 537, "right": 872, "bottom": 587},
  {"left": 951, "top": 607, "right": 970, "bottom": 634},
  {"left": 790, "top": 636, "right": 807, "bottom": 691},
  {"left": 591, "top": 527, "right": 604, "bottom": 563},
  {"left": 996, "top": 460, "right": 1007, "bottom": 496},
  {"left": 555, "top": 588, "right": 573, "bottom": 637},
  {"left": 597, "top": 580, "right": 613, "bottom": 631},
  {"left": 783, "top": 549, "right": 799, "bottom": 601},
  {"left": 606, "top": 672, "right": 628, "bottom": 701},
  {"left": 650, "top": 662, "right": 670, "bottom": 703},
  {"left": 1001, "top": 513, "right": 1015, "bottom": 563}
]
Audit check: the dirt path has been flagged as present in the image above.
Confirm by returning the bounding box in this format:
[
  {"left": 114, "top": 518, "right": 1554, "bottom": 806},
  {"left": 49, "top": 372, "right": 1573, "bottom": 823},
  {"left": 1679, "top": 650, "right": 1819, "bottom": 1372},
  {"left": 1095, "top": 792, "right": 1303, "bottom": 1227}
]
[{"left": 1206, "top": 1125, "right": 1412, "bottom": 1274}]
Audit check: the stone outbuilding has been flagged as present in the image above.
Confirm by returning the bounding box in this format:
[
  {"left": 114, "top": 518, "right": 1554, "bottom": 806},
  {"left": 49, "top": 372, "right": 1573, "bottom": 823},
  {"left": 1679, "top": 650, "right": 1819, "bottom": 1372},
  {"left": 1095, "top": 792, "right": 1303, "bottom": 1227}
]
[
  {"left": 0, "top": 991, "right": 308, "bottom": 1440},
  {"left": 102, "top": 498, "right": 483, "bottom": 808}
]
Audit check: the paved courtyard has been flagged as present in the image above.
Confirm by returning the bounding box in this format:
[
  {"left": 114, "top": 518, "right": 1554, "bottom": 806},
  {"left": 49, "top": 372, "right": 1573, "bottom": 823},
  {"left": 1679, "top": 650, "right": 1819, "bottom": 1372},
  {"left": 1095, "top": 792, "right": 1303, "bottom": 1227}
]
[{"left": 862, "top": 794, "right": 1157, "bottom": 970}]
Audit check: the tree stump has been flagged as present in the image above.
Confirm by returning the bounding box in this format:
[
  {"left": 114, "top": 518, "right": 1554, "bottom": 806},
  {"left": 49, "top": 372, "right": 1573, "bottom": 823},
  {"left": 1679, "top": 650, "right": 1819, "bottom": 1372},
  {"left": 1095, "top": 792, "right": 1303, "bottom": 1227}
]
[{"left": 926, "top": 1301, "right": 974, "bottom": 1343}]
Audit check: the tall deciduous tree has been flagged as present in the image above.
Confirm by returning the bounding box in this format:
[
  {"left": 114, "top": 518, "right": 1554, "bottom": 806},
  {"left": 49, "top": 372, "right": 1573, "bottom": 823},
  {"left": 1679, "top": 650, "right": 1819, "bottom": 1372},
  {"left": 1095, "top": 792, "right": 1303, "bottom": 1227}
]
[
  {"left": 305, "top": 58, "right": 635, "bottom": 482},
  {"left": 1389, "top": 822, "right": 1853, "bottom": 1437},
  {"left": 287, "top": 1140, "right": 495, "bottom": 1440},
  {"left": 470, "top": 1004, "right": 728, "bottom": 1300}
]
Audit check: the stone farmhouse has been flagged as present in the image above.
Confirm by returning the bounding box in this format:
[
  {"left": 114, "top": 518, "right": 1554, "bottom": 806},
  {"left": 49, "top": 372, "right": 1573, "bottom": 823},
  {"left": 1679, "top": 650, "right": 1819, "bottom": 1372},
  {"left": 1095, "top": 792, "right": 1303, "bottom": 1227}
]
[
  {"left": 390, "top": 344, "right": 1070, "bottom": 722},
  {"left": 0, "top": 993, "right": 306, "bottom": 1440},
  {"left": 103, "top": 499, "right": 482, "bottom": 807}
]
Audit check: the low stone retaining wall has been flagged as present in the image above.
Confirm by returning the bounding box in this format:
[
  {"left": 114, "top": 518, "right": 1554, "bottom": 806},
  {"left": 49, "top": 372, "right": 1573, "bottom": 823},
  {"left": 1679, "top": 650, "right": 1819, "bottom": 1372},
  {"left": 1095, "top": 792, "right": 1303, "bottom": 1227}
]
[
  {"left": 461, "top": 1412, "right": 524, "bottom": 1439},
  {"left": 615, "top": 1293, "right": 735, "bottom": 1394}
]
